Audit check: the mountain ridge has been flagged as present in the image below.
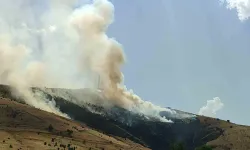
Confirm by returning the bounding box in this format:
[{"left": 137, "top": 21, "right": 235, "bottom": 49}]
[{"left": 0, "top": 84, "right": 250, "bottom": 150}]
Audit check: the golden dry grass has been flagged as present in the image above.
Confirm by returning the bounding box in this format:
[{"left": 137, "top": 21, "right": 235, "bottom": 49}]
[
  {"left": 198, "top": 116, "right": 250, "bottom": 150},
  {"left": 0, "top": 97, "right": 149, "bottom": 150}
]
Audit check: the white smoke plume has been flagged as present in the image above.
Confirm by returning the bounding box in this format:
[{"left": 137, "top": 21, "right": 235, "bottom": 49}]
[
  {"left": 198, "top": 97, "right": 224, "bottom": 118},
  {"left": 221, "top": 0, "right": 250, "bottom": 21},
  {"left": 0, "top": 0, "right": 179, "bottom": 122},
  {"left": 0, "top": 36, "right": 69, "bottom": 118}
]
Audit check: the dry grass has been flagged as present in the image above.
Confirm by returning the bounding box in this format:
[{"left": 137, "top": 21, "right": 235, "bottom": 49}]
[
  {"left": 198, "top": 116, "right": 250, "bottom": 150},
  {"left": 0, "top": 97, "right": 149, "bottom": 150}
]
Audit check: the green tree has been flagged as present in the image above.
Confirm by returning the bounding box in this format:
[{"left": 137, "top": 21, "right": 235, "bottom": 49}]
[
  {"left": 48, "top": 124, "right": 53, "bottom": 132},
  {"left": 195, "top": 145, "right": 213, "bottom": 150},
  {"left": 170, "top": 142, "right": 185, "bottom": 150}
]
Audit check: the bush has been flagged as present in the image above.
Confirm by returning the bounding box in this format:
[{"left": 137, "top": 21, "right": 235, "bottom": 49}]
[
  {"left": 48, "top": 124, "right": 54, "bottom": 132},
  {"left": 195, "top": 145, "right": 213, "bottom": 150},
  {"left": 170, "top": 142, "right": 185, "bottom": 150},
  {"left": 67, "top": 129, "right": 73, "bottom": 136}
]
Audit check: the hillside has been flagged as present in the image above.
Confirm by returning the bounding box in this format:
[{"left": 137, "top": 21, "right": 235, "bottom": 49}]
[
  {"left": 0, "top": 97, "right": 148, "bottom": 150},
  {"left": 0, "top": 85, "right": 250, "bottom": 150}
]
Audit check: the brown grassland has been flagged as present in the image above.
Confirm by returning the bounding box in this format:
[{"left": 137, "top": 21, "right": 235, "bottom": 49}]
[{"left": 0, "top": 97, "right": 149, "bottom": 150}]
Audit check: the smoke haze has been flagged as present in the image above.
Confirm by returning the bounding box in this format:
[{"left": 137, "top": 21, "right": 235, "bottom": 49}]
[{"left": 0, "top": 0, "right": 178, "bottom": 122}]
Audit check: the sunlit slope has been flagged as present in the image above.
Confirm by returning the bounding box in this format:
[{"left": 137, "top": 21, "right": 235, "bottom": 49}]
[
  {"left": 0, "top": 96, "right": 148, "bottom": 150},
  {"left": 1, "top": 84, "right": 250, "bottom": 150}
]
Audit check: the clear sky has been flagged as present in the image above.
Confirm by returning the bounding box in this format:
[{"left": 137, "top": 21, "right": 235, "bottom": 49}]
[{"left": 104, "top": 0, "right": 250, "bottom": 125}]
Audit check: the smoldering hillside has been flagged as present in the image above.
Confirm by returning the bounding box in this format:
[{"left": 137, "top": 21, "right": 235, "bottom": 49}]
[
  {"left": 0, "top": 1, "right": 215, "bottom": 149},
  {"left": 0, "top": 84, "right": 224, "bottom": 150},
  {"left": 0, "top": 0, "right": 182, "bottom": 122}
]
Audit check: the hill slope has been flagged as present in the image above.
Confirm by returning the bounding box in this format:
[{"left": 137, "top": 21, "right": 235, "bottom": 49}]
[
  {"left": 0, "top": 97, "right": 149, "bottom": 150},
  {"left": 0, "top": 85, "right": 250, "bottom": 150}
]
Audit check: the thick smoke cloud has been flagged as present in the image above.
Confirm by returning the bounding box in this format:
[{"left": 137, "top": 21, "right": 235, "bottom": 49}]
[
  {"left": 198, "top": 97, "right": 224, "bottom": 118},
  {"left": 221, "top": 0, "right": 250, "bottom": 21},
  {"left": 0, "top": 0, "right": 178, "bottom": 122}
]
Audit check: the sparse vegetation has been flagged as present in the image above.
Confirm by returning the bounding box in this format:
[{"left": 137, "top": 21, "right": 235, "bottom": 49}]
[
  {"left": 170, "top": 142, "right": 185, "bottom": 150},
  {"left": 2, "top": 85, "right": 250, "bottom": 150},
  {"left": 67, "top": 129, "right": 73, "bottom": 136},
  {"left": 48, "top": 124, "right": 54, "bottom": 132},
  {"left": 195, "top": 145, "right": 213, "bottom": 150},
  {"left": 0, "top": 89, "right": 148, "bottom": 150},
  {"left": 60, "top": 144, "right": 66, "bottom": 148}
]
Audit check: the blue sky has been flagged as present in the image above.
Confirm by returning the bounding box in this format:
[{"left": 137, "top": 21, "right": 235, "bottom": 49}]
[
  {"left": 2, "top": 0, "right": 249, "bottom": 125},
  {"left": 105, "top": 0, "right": 250, "bottom": 125}
]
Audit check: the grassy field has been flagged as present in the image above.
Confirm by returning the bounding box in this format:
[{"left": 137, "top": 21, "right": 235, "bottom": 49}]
[
  {"left": 0, "top": 97, "right": 149, "bottom": 150},
  {"left": 198, "top": 116, "right": 250, "bottom": 150}
]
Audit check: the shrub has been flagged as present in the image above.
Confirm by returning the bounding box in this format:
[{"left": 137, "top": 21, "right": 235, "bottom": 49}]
[
  {"left": 195, "top": 145, "right": 213, "bottom": 150},
  {"left": 48, "top": 124, "right": 54, "bottom": 132},
  {"left": 170, "top": 142, "right": 185, "bottom": 150},
  {"left": 67, "top": 129, "right": 73, "bottom": 136}
]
